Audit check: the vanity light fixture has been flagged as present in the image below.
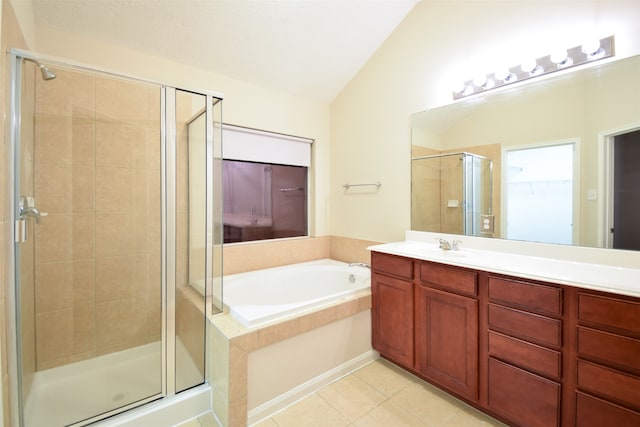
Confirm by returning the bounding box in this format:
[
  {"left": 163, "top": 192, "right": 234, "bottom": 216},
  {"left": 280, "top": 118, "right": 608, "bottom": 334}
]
[{"left": 453, "top": 35, "right": 614, "bottom": 100}]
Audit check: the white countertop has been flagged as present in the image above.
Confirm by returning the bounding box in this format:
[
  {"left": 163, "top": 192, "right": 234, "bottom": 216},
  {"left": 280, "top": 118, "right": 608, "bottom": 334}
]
[{"left": 368, "top": 231, "right": 640, "bottom": 298}]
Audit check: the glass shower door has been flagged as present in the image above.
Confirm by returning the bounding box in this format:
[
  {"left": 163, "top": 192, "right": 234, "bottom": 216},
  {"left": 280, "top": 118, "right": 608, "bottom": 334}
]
[{"left": 13, "top": 57, "right": 163, "bottom": 426}]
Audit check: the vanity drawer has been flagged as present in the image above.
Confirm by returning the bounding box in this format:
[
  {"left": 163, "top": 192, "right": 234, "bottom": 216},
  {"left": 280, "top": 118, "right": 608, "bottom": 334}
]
[
  {"left": 488, "top": 276, "right": 562, "bottom": 315},
  {"left": 371, "top": 252, "right": 413, "bottom": 280},
  {"left": 576, "top": 391, "right": 640, "bottom": 427},
  {"left": 488, "top": 358, "right": 560, "bottom": 427},
  {"left": 489, "top": 304, "right": 562, "bottom": 348},
  {"left": 578, "top": 293, "right": 640, "bottom": 335},
  {"left": 419, "top": 262, "right": 477, "bottom": 296},
  {"left": 578, "top": 326, "right": 640, "bottom": 372},
  {"left": 577, "top": 360, "right": 640, "bottom": 409},
  {"left": 489, "top": 331, "right": 561, "bottom": 379}
]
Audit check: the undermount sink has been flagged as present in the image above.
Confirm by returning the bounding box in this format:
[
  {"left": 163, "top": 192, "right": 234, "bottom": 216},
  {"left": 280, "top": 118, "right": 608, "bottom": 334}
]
[
  {"left": 396, "top": 242, "right": 469, "bottom": 259},
  {"left": 437, "top": 250, "right": 467, "bottom": 258},
  {"left": 422, "top": 248, "right": 468, "bottom": 258}
]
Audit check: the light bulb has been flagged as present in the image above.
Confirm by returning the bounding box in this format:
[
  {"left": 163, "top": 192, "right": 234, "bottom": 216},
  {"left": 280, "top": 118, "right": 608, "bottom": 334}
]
[
  {"left": 453, "top": 82, "right": 473, "bottom": 96},
  {"left": 521, "top": 59, "right": 543, "bottom": 76},
  {"left": 495, "top": 67, "right": 516, "bottom": 83},
  {"left": 582, "top": 38, "right": 601, "bottom": 56},
  {"left": 452, "top": 81, "right": 466, "bottom": 94},
  {"left": 520, "top": 59, "right": 537, "bottom": 74},
  {"left": 473, "top": 75, "right": 487, "bottom": 87},
  {"left": 549, "top": 49, "right": 569, "bottom": 65}
]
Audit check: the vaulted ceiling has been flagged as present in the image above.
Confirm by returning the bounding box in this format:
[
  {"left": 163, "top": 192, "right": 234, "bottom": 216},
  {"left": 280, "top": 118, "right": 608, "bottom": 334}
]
[{"left": 32, "top": 0, "right": 419, "bottom": 102}]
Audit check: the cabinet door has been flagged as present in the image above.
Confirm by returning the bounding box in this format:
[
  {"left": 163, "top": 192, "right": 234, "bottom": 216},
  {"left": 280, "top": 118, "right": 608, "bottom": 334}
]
[
  {"left": 415, "top": 285, "right": 478, "bottom": 401},
  {"left": 488, "top": 358, "right": 561, "bottom": 427},
  {"left": 576, "top": 391, "right": 640, "bottom": 427},
  {"left": 371, "top": 273, "right": 414, "bottom": 367}
]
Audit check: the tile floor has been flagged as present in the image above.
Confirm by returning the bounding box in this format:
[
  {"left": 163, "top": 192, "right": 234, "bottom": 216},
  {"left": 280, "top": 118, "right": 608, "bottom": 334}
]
[{"left": 178, "top": 358, "right": 507, "bottom": 427}]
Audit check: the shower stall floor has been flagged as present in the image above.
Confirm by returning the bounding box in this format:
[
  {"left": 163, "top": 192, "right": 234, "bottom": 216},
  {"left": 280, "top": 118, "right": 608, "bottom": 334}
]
[{"left": 24, "top": 340, "right": 203, "bottom": 427}]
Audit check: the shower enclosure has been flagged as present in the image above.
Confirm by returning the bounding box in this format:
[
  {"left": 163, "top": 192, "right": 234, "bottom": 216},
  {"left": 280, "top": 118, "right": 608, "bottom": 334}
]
[
  {"left": 7, "top": 51, "right": 223, "bottom": 426},
  {"left": 412, "top": 152, "right": 493, "bottom": 236}
]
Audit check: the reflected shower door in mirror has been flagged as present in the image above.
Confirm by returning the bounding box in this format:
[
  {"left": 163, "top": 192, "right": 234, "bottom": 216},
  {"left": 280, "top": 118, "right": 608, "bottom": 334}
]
[
  {"left": 223, "top": 160, "right": 308, "bottom": 243},
  {"left": 412, "top": 153, "right": 492, "bottom": 237},
  {"left": 411, "top": 53, "right": 640, "bottom": 249}
]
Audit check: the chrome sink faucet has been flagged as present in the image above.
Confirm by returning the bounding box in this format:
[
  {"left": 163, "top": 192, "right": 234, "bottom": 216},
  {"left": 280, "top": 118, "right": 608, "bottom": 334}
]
[{"left": 436, "top": 238, "right": 461, "bottom": 251}]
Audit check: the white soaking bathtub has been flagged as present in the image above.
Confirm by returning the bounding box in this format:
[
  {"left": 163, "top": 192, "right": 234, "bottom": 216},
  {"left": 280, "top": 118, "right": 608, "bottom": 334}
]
[{"left": 223, "top": 259, "right": 371, "bottom": 328}]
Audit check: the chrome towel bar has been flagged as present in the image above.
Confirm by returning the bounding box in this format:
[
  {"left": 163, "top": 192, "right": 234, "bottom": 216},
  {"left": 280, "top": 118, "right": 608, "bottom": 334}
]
[{"left": 343, "top": 181, "right": 381, "bottom": 189}]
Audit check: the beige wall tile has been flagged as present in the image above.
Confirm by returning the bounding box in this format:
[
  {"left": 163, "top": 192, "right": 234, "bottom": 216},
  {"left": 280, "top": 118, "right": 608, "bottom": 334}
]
[
  {"left": 223, "top": 236, "right": 331, "bottom": 275},
  {"left": 35, "top": 163, "right": 72, "bottom": 213},
  {"left": 95, "top": 166, "right": 134, "bottom": 212},
  {"left": 95, "top": 213, "right": 135, "bottom": 257},
  {"left": 72, "top": 118, "right": 96, "bottom": 166},
  {"left": 35, "top": 115, "right": 72, "bottom": 166},
  {"left": 95, "top": 256, "right": 136, "bottom": 301},
  {"left": 36, "top": 68, "right": 95, "bottom": 119},
  {"left": 35, "top": 214, "right": 73, "bottom": 262},
  {"left": 73, "top": 302, "right": 96, "bottom": 354},
  {"left": 95, "top": 297, "right": 144, "bottom": 349},
  {"left": 95, "top": 122, "right": 145, "bottom": 168},
  {"left": 72, "top": 166, "right": 95, "bottom": 212},
  {"left": 95, "top": 76, "right": 151, "bottom": 124},
  {"left": 72, "top": 213, "right": 95, "bottom": 259},
  {"left": 35, "top": 261, "right": 73, "bottom": 313},
  {"left": 35, "top": 309, "right": 73, "bottom": 365},
  {"left": 329, "top": 236, "right": 379, "bottom": 264},
  {"left": 147, "top": 127, "right": 161, "bottom": 171},
  {"left": 72, "top": 260, "right": 95, "bottom": 302}
]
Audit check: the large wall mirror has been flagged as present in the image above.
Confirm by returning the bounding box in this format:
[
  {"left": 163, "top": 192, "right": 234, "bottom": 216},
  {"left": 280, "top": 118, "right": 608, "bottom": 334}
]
[{"left": 411, "top": 53, "right": 640, "bottom": 250}]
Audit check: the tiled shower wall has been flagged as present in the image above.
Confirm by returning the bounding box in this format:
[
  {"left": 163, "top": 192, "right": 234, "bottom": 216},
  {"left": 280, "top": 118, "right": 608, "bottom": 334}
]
[{"left": 32, "top": 67, "right": 161, "bottom": 370}]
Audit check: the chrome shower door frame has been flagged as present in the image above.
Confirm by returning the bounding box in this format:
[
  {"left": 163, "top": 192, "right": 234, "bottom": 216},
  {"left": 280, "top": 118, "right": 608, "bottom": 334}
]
[{"left": 6, "top": 50, "right": 223, "bottom": 427}]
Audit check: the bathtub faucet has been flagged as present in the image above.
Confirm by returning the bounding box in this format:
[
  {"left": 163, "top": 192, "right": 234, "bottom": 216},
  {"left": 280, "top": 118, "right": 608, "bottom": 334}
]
[{"left": 348, "top": 262, "right": 370, "bottom": 269}]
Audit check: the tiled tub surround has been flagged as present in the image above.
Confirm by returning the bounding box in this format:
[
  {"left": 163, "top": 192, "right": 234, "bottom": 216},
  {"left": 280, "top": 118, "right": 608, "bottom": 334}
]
[
  {"left": 209, "top": 239, "right": 378, "bottom": 427},
  {"left": 209, "top": 292, "right": 373, "bottom": 427},
  {"left": 205, "top": 236, "right": 379, "bottom": 426}
]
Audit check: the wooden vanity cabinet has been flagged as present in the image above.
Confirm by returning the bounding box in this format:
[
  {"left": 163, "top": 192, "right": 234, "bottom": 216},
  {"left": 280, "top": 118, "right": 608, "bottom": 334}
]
[
  {"left": 371, "top": 249, "right": 640, "bottom": 426},
  {"left": 574, "top": 291, "right": 640, "bottom": 426},
  {"left": 415, "top": 261, "right": 479, "bottom": 401},
  {"left": 371, "top": 252, "right": 415, "bottom": 367},
  {"left": 487, "top": 275, "right": 564, "bottom": 427}
]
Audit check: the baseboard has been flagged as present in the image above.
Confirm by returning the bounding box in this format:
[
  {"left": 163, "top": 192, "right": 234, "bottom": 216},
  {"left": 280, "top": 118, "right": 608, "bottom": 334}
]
[{"left": 247, "top": 350, "right": 379, "bottom": 426}]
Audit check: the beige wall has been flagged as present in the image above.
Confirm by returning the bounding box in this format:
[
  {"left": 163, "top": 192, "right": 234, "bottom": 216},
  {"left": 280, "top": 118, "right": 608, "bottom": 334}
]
[{"left": 330, "top": 0, "right": 640, "bottom": 243}]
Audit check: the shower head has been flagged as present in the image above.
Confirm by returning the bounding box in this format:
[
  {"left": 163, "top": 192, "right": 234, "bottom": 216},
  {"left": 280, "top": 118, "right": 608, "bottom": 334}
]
[{"left": 23, "top": 58, "right": 56, "bottom": 80}]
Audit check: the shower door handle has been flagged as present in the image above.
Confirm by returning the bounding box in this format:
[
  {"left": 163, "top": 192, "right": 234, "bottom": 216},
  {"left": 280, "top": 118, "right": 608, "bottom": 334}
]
[
  {"left": 19, "top": 196, "right": 47, "bottom": 223},
  {"left": 16, "top": 196, "right": 47, "bottom": 243}
]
